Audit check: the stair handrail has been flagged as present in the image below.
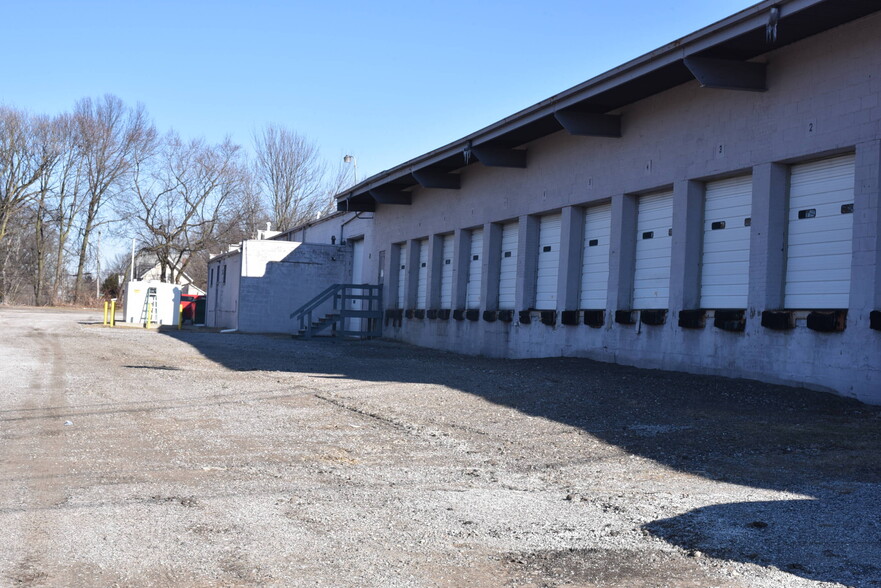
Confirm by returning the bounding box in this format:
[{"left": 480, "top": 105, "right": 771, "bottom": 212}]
[
  {"left": 289, "top": 283, "right": 340, "bottom": 320},
  {"left": 291, "top": 283, "right": 384, "bottom": 338},
  {"left": 290, "top": 283, "right": 341, "bottom": 336},
  {"left": 337, "top": 284, "right": 383, "bottom": 339}
]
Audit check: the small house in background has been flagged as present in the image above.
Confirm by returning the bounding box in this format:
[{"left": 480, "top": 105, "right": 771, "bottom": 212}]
[{"left": 135, "top": 254, "right": 205, "bottom": 296}]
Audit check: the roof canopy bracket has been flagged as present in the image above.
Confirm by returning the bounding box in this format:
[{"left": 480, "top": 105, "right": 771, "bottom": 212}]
[
  {"left": 412, "top": 169, "right": 461, "bottom": 190},
  {"left": 684, "top": 56, "right": 767, "bottom": 92},
  {"left": 337, "top": 199, "right": 375, "bottom": 212},
  {"left": 471, "top": 146, "right": 527, "bottom": 168},
  {"left": 369, "top": 188, "right": 412, "bottom": 205},
  {"left": 554, "top": 109, "right": 621, "bottom": 137}
]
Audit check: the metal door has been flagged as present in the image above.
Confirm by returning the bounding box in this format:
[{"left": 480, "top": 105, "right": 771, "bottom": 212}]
[
  {"left": 350, "top": 239, "right": 364, "bottom": 331},
  {"left": 498, "top": 222, "right": 519, "bottom": 310},
  {"left": 439, "top": 234, "right": 454, "bottom": 309},
  {"left": 535, "top": 214, "right": 561, "bottom": 309},
  {"left": 701, "top": 175, "right": 752, "bottom": 309},
  {"left": 466, "top": 228, "right": 483, "bottom": 309},
  {"left": 377, "top": 250, "right": 385, "bottom": 285},
  {"left": 633, "top": 190, "right": 673, "bottom": 309},
  {"left": 397, "top": 242, "right": 407, "bottom": 308},
  {"left": 579, "top": 203, "right": 611, "bottom": 309},
  {"left": 416, "top": 238, "right": 429, "bottom": 309},
  {"left": 785, "top": 154, "right": 855, "bottom": 309}
]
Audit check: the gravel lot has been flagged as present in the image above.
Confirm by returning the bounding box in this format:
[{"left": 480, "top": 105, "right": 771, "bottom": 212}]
[{"left": 1, "top": 307, "right": 880, "bottom": 587}]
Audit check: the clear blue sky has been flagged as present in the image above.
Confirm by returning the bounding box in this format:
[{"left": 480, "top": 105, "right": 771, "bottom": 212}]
[{"left": 2, "top": 0, "right": 756, "bottom": 182}]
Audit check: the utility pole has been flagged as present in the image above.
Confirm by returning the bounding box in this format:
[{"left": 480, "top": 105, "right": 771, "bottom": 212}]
[{"left": 130, "top": 238, "right": 136, "bottom": 282}]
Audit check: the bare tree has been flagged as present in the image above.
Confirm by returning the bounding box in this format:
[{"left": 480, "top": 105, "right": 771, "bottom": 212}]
[
  {"left": 213, "top": 172, "right": 268, "bottom": 243},
  {"left": 128, "top": 132, "right": 245, "bottom": 285},
  {"left": 31, "top": 115, "right": 73, "bottom": 305},
  {"left": 0, "top": 98, "right": 344, "bottom": 305},
  {"left": 0, "top": 214, "right": 31, "bottom": 303},
  {"left": 0, "top": 108, "right": 59, "bottom": 302},
  {"left": 231, "top": 172, "right": 271, "bottom": 240},
  {"left": 182, "top": 172, "right": 268, "bottom": 287},
  {"left": 72, "top": 95, "right": 155, "bottom": 303},
  {"left": 47, "top": 113, "right": 87, "bottom": 303},
  {"left": 253, "top": 124, "right": 326, "bottom": 231},
  {"left": 33, "top": 172, "right": 52, "bottom": 305}
]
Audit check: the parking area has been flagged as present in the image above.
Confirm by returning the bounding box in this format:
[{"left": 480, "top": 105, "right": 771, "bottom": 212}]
[{"left": 1, "top": 307, "right": 879, "bottom": 587}]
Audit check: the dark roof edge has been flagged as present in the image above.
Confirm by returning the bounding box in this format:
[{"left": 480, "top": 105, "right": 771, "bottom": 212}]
[
  {"left": 272, "top": 210, "right": 349, "bottom": 241},
  {"left": 336, "top": 0, "right": 859, "bottom": 202}
]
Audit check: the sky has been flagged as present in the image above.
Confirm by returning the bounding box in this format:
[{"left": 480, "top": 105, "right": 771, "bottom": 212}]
[{"left": 2, "top": 0, "right": 759, "bottom": 185}]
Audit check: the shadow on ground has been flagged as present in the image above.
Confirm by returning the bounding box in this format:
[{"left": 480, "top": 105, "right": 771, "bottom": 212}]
[{"left": 160, "top": 328, "right": 881, "bottom": 586}]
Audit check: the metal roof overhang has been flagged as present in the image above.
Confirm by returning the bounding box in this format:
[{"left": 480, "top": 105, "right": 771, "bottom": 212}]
[{"left": 337, "top": 0, "right": 881, "bottom": 213}]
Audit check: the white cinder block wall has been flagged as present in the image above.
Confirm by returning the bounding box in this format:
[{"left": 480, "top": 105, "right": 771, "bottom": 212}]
[
  {"left": 207, "top": 239, "right": 353, "bottom": 334},
  {"left": 359, "top": 11, "right": 881, "bottom": 404},
  {"left": 238, "top": 241, "right": 350, "bottom": 333}
]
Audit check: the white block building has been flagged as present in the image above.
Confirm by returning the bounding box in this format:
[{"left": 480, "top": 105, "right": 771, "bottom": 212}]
[{"left": 123, "top": 281, "right": 181, "bottom": 327}]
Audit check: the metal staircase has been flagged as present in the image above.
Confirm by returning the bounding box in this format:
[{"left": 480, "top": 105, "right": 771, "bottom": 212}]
[{"left": 290, "top": 283, "right": 383, "bottom": 339}]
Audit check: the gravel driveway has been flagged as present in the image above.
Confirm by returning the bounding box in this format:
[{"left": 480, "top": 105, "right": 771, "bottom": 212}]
[{"left": 1, "top": 307, "right": 879, "bottom": 587}]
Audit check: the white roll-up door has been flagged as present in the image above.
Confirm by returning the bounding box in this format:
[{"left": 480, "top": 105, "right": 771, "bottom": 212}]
[
  {"left": 396, "top": 242, "right": 407, "bottom": 308},
  {"left": 535, "top": 214, "right": 562, "bottom": 309},
  {"left": 579, "top": 203, "right": 611, "bottom": 309},
  {"left": 416, "top": 238, "right": 429, "bottom": 309},
  {"left": 633, "top": 190, "right": 673, "bottom": 309},
  {"left": 498, "top": 222, "right": 519, "bottom": 310},
  {"left": 785, "top": 154, "right": 855, "bottom": 309},
  {"left": 700, "top": 175, "right": 752, "bottom": 309},
  {"left": 466, "top": 228, "right": 483, "bottom": 309},
  {"left": 439, "top": 234, "right": 454, "bottom": 309}
]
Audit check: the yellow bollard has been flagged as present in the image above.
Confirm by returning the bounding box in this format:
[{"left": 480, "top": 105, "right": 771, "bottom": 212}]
[
  {"left": 145, "top": 301, "right": 152, "bottom": 329},
  {"left": 110, "top": 299, "right": 116, "bottom": 327},
  {"left": 103, "top": 301, "right": 109, "bottom": 326},
  {"left": 178, "top": 303, "right": 183, "bottom": 330}
]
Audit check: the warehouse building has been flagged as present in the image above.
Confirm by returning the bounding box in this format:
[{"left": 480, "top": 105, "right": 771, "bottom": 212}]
[{"left": 329, "top": 0, "right": 881, "bottom": 404}]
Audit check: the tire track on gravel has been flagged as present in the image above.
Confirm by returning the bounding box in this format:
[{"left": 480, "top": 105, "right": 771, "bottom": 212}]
[{"left": 7, "top": 329, "right": 69, "bottom": 586}]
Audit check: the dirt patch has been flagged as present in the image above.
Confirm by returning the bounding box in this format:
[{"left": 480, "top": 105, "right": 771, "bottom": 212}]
[{"left": 505, "top": 548, "right": 743, "bottom": 588}]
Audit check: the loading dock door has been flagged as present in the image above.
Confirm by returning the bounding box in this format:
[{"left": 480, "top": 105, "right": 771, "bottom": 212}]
[
  {"left": 535, "top": 214, "right": 562, "bottom": 310},
  {"left": 700, "top": 175, "right": 752, "bottom": 309},
  {"left": 396, "top": 242, "right": 407, "bottom": 308},
  {"left": 633, "top": 190, "right": 674, "bottom": 309},
  {"left": 439, "top": 234, "right": 454, "bottom": 309},
  {"left": 416, "top": 238, "right": 429, "bottom": 309},
  {"left": 579, "top": 203, "right": 611, "bottom": 310},
  {"left": 466, "top": 228, "right": 483, "bottom": 310},
  {"left": 785, "top": 154, "right": 855, "bottom": 309},
  {"left": 498, "top": 222, "right": 519, "bottom": 310}
]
